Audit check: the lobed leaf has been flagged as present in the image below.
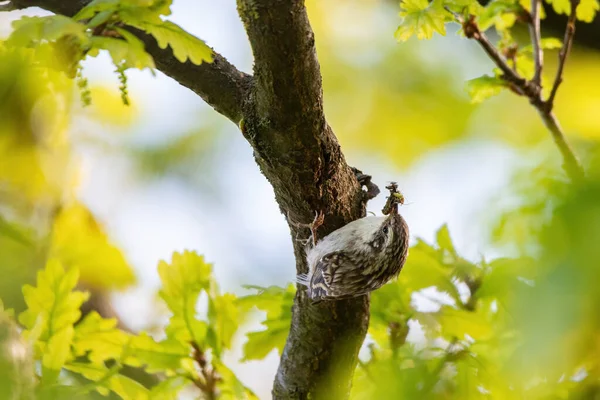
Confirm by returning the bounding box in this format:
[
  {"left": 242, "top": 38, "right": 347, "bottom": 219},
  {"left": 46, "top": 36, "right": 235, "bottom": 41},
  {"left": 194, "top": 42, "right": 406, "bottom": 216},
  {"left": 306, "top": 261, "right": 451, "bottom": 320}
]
[
  {"left": 18, "top": 260, "right": 89, "bottom": 383},
  {"left": 465, "top": 75, "right": 507, "bottom": 103},
  {"left": 122, "top": 18, "right": 213, "bottom": 64},
  {"left": 395, "top": 0, "right": 447, "bottom": 42}
]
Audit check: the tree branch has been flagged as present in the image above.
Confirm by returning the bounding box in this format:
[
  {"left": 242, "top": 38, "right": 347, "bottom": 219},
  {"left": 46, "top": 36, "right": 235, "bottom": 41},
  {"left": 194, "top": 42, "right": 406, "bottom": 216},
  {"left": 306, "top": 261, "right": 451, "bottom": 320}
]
[
  {"left": 237, "top": 1, "right": 370, "bottom": 398},
  {"left": 529, "top": 0, "right": 543, "bottom": 86},
  {"left": 14, "top": 0, "right": 373, "bottom": 397},
  {"left": 546, "top": 0, "right": 581, "bottom": 111},
  {"left": 11, "top": 0, "right": 251, "bottom": 124},
  {"left": 450, "top": 11, "right": 585, "bottom": 182}
]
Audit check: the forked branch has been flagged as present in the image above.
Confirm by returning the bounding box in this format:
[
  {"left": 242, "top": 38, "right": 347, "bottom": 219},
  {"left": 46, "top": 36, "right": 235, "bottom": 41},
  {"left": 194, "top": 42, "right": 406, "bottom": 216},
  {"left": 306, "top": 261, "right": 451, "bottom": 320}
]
[{"left": 447, "top": 8, "right": 585, "bottom": 182}]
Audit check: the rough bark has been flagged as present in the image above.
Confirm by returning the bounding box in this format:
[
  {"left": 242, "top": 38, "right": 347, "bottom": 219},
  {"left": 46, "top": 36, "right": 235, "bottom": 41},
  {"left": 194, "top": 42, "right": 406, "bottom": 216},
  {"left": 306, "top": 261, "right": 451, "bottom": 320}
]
[{"left": 12, "top": 0, "right": 372, "bottom": 398}]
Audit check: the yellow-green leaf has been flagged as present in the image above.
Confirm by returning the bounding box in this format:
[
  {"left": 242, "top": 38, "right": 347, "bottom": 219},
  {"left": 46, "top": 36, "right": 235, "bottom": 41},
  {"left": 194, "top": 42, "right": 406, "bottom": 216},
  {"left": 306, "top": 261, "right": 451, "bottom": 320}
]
[
  {"left": 42, "top": 326, "right": 74, "bottom": 379},
  {"left": 208, "top": 293, "right": 239, "bottom": 356},
  {"left": 158, "top": 251, "right": 212, "bottom": 346},
  {"left": 123, "top": 19, "right": 213, "bottom": 64},
  {"left": 129, "top": 333, "right": 189, "bottom": 373},
  {"left": 73, "top": 311, "right": 130, "bottom": 364},
  {"left": 215, "top": 360, "right": 259, "bottom": 400},
  {"left": 465, "top": 75, "right": 507, "bottom": 103},
  {"left": 436, "top": 224, "right": 456, "bottom": 255},
  {"left": 49, "top": 203, "right": 135, "bottom": 290},
  {"left": 148, "top": 376, "right": 188, "bottom": 400},
  {"left": 8, "top": 16, "right": 87, "bottom": 47},
  {"left": 395, "top": 0, "right": 447, "bottom": 42}
]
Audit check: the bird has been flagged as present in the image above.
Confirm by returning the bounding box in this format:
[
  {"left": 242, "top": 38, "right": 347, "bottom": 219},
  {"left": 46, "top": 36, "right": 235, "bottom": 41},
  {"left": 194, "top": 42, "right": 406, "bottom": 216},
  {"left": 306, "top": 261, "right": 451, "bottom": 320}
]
[{"left": 297, "top": 183, "right": 409, "bottom": 301}]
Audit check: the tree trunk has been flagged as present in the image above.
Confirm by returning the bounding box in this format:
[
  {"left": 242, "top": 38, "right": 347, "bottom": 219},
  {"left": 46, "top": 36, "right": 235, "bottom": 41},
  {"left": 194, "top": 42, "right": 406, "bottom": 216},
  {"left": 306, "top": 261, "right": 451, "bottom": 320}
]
[{"left": 13, "top": 0, "right": 373, "bottom": 398}]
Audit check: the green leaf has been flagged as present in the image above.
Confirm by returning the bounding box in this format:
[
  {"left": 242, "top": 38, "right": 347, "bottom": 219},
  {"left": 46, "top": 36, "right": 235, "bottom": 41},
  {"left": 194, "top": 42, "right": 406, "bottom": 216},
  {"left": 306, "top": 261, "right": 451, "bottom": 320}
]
[
  {"left": 42, "top": 325, "right": 74, "bottom": 382},
  {"left": 147, "top": 0, "right": 174, "bottom": 17},
  {"left": 18, "top": 260, "right": 89, "bottom": 381},
  {"left": 122, "top": 19, "right": 213, "bottom": 64},
  {"left": 477, "top": 0, "right": 521, "bottom": 31},
  {"left": 577, "top": 0, "right": 600, "bottom": 21},
  {"left": 148, "top": 376, "right": 188, "bottom": 400},
  {"left": 87, "top": 10, "right": 115, "bottom": 28},
  {"left": 0, "top": 299, "right": 14, "bottom": 319},
  {"left": 106, "top": 374, "right": 150, "bottom": 400},
  {"left": 545, "top": 0, "right": 599, "bottom": 20},
  {"left": 66, "top": 361, "right": 149, "bottom": 399},
  {"left": 8, "top": 15, "right": 87, "bottom": 47},
  {"left": 437, "top": 306, "right": 493, "bottom": 340},
  {"left": 436, "top": 224, "right": 456, "bottom": 255},
  {"left": 398, "top": 240, "right": 462, "bottom": 302},
  {"left": 395, "top": 0, "right": 447, "bottom": 42},
  {"left": 89, "top": 33, "right": 155, "bottom": 71},
  {"left": 208, "top": 293, "right": 239, "bottom": 356},
  {"left": 158, "top": 251, "right": 212, "bottom": 346},
  {"left": 545, "top": 0, "right": 571, "bottom": 14},
  {"left": 73, "top": 0, "right": 120, "bottom": 21},
  {"left": 215, "top": 360, "right": 259, "bottom": 400},
  {"left": 465, "top": 75, "right": 507, "bottom": 103},
  {"left": 73, "top": 311, "right": 130, "bottom": 364},
  {"left": 242, "top": 318, "right": 290, "bottom": 361},
  {"left": 521, "top": 38, "right": 562, "bottom": 53},
  {"left": 477, "top": 257, "right": 537, "bottom": 303},
  {"left": 50, "top": 203, "right": 136, "bottom": 290},
  {"left": 128, "top": 333, "right": 189, "bottom": 373},
  {"left": 238, "top": 285, "right": 295, "bottom": 361}
]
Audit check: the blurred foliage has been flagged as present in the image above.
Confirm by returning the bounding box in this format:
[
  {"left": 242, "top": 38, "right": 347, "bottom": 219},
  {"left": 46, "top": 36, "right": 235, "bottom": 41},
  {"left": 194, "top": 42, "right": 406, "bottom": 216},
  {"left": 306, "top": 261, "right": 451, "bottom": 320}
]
[
  {"left": 0, "top": 44, "right": 136, "bottom": 311},
  {"left": 6, "top": 0, "right": 212, "bottom": 106},
  {"left": 0, "top": 253, "right": 256, "bottom": 399},
  {"left": 309, "top": 0, "right": 600, "bottom": 167}
]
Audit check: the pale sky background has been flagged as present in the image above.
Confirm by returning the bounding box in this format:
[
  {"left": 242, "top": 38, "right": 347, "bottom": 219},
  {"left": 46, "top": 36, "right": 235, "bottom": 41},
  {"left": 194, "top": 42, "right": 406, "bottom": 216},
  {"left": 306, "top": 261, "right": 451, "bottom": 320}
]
[{"left": 0, "top": 1, "right": 517, "bottom": 398}]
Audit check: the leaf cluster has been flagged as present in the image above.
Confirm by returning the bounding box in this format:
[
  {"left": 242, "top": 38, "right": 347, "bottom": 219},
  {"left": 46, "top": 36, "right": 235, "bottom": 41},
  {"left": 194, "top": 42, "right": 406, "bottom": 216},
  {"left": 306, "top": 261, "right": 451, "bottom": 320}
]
[
  {"left": 4, "top": 0, "right": 213, "bottom": 106},
  {"left": 0, "top": 252, "right": 256, "bottom": 399}
]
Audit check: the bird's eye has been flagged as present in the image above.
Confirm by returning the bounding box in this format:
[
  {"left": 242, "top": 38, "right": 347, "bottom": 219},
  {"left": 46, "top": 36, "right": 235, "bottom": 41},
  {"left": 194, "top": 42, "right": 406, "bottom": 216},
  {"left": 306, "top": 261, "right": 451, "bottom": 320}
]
[{"left": 382, "top": 226, "right": 389, "bottom": 235}]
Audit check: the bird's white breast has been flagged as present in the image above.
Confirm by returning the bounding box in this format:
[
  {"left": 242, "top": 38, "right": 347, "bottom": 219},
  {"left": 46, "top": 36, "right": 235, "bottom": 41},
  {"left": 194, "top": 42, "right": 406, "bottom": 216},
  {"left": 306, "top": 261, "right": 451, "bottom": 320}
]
[{"left": 305, "top": 216, "right": 386, "bottom": 271}]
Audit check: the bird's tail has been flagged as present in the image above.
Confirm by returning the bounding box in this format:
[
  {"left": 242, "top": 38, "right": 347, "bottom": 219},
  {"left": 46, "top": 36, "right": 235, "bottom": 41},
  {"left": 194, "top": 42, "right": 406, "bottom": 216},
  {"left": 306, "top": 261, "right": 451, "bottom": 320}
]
[{"left": 296, "top": 273, "right": 310, "bottom": 286}]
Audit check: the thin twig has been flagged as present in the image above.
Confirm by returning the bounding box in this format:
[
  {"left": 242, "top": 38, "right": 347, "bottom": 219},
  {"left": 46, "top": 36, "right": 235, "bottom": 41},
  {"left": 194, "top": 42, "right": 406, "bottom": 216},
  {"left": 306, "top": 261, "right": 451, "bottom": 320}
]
[
  {"left": 0, "top": 2, "right": 15, "bottom": 11},
  {"left": 446, "top": 9, "right": 585, "bottom": 182},
  {"left": 546, "top": 0, "right": 581, "bottom": 111},
  {"left": 537, "top": 110, "right": 585, "bottom": 181},
  {"left": 529, "top": 0, "right": 543, "bottom": 86}
]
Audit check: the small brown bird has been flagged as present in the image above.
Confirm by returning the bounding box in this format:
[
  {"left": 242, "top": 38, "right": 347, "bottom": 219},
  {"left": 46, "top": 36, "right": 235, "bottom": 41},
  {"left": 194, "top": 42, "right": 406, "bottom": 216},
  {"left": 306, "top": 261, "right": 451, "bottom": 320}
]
[{"left": 297, "top": 183, "right": 409, "bottom": 301}]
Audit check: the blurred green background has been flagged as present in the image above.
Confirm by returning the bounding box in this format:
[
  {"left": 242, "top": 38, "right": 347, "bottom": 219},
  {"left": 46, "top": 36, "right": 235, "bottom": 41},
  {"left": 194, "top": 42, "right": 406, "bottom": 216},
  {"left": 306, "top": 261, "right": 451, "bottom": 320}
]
[{"left": 1, "top": 0, "right": 600, "bottom": 398}]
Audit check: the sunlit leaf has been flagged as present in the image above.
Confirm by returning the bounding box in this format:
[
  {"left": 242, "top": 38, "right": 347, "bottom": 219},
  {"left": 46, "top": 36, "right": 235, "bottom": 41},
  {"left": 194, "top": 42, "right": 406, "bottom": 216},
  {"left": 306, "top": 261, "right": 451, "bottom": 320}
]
[
  {"left": 89, "top": 35, "right": 155, "bottom": 71},
  {"left": 49, "top": 203, "right": 135, "bottom": 290},
  {"left": 148, "top": 376, "right": 188, "bottom": 400},
  {"left": 436, "top": 224, "right": 456, "bottom": 255},
  {"left": 545, "top": 0, "right": 599, "bottom": 20},
  {"left": 18, "top": 260, "right": 89, "bottom": 383},
  {"left": 465, "top": 75, "right": 507, "bottom": 103},
  {"left": 121, "top": 18, "right": 212, "bottom": 64},
  {"left": 208, "top": 293, "right": 239, "bottom": 356},
  {"left": 238, "top": 284, "right": 295, "bottom": 361},
  {"left": 158, "top": 251, "right": 212, "bottom": 346},
  {"left": 577, "top": 0, "right": 600, "bottom": 21},
  {"left": 521, "top": 38, "right": 563, "bottom": 53},
  {"left": 73, "top": 311, "right": 130, "bottom": 364},
  {"left": 242, "top": 318, "right": 290, "bottom": 361},
  {"left": 437, "top": 306, "right": 493, "bottom": 340},
  {"left": 129, "top": 333, "right": 189, "bottom": 373},
  {"left": 215, "top": 360, "right": 259, "bottom": 400},
  {"left": 8, "top": 16, "right": 87, "bottom": 47},
  {"left": 395, "top": 0, "right": 447, "bottom": 42}
]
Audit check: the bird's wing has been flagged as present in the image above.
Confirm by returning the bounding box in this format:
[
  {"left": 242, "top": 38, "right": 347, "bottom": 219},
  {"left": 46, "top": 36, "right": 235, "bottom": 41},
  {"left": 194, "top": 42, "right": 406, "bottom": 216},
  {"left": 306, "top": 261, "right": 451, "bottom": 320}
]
[{"left": 309, "top": 251, "right": 372, "bottom": 300}]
